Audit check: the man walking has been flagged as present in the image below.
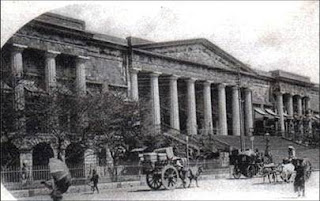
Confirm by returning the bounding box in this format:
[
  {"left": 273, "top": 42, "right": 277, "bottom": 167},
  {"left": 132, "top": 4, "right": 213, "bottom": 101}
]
[{"left": 90, "top": 169, "right": 99, "bottom": 194}]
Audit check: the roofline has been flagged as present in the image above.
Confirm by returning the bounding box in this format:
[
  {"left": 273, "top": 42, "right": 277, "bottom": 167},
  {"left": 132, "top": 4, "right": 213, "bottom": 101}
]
[
  {"left": 133, "top": 38, "right": 256, "bottom": 74},
  {"left": 26, "top": 20, "right": 128, "bottom": 50},
  {"left": 133, "top": 48, "right": 262, "bottom": 80}
]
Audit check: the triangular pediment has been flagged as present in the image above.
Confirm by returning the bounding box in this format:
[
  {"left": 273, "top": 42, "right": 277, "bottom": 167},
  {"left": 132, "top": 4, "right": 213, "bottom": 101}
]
[{"left": 135, "top": 39, "right": 255, "bottom": 74}]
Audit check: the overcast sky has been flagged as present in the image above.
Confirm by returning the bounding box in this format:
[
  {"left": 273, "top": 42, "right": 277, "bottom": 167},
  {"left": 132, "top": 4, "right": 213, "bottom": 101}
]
[{"left": 1, "top": 1, "right": 319, "bottom": 83}]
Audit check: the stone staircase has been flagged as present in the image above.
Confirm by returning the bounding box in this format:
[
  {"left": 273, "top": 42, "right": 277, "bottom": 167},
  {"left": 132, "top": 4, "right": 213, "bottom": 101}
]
[
  {"left": 160, "top": 123, "right": 319, "bottom": 169},
  {"left": 161, "top": 125, "right": 231, "bottom": 159}
]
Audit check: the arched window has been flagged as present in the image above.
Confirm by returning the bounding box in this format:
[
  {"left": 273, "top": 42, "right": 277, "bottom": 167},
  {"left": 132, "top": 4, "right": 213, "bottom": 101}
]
[
  {"left": 98, "top": 148, "right": 107, "bottom": 166},
  {"left": 65, "top": 143, "right": 85, "bottom": 178},
  {"left": 32, "top": 142, "right": 54, "bottom": 166},
  {"left": 65, "top": 143, "right": 84, "bottom": 167}
]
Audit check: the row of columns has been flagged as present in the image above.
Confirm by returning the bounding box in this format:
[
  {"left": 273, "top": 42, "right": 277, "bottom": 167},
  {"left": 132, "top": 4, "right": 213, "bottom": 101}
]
[
  {"left": 130, "top": 69, "right": 254, "bottom": 136},
  {"left": 11, "top": 43, "right": 89, "bottom": 96},
  {"left": 276, "top": 92, "right": 311, "bottom": 137},
  {"left": 11, "top": 43, "right": 90, "bottom": 140}
]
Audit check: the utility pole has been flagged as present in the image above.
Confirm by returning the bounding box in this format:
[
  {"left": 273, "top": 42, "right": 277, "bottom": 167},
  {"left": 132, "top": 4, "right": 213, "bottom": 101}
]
[
  {"left": 237, "top": 65, "right": 245, "bottom": 151},
  {"left": 186, "top": 136, "right": 190, "bottom": 168}
]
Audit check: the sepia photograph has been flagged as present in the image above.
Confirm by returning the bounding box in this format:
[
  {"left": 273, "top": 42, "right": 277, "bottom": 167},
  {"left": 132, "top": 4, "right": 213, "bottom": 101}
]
[{"left": 1, "top": 1, "right": 319, "bottom": 200}]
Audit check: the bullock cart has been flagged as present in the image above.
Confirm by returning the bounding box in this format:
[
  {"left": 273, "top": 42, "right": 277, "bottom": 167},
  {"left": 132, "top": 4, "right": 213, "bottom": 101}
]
[{"left": 139, "top": 147, "right": 188, "bottom": 190}]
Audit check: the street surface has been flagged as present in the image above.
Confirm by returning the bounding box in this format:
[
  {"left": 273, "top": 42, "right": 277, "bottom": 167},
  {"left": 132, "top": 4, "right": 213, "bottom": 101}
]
[{"left": 18, "top": 171, "right": 319, "bottom": 200}]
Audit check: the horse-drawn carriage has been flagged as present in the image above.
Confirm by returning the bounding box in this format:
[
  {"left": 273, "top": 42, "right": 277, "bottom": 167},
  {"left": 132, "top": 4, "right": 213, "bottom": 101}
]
[
  {"left": 231, "top": 148, "right": 313, "bottom": 182},
  {"left": 231, "top": 150, "right": 263, "bottom": 179},
  {"left": 139, "top": 147, "right": 188, "bottom": 190}
]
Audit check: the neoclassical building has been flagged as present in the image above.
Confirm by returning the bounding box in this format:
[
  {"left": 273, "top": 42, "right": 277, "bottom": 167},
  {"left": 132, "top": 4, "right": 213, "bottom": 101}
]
[{"left": 1, "top": 13, "right": 319, "bottom": 177}]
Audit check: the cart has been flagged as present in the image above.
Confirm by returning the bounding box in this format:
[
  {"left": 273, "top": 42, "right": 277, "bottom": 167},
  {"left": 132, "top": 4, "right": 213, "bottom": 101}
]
[
  {"left": 139, "top": 147, "right": 188, "bottom": 190},
  {"left": 232, "top": 150, "right": 263, "bottom": 179}
]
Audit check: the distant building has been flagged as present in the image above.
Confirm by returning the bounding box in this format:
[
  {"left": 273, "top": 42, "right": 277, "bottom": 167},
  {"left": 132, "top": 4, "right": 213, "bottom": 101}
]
[{"left": 1, "top": 13, "right": 319, "bottom": 177}]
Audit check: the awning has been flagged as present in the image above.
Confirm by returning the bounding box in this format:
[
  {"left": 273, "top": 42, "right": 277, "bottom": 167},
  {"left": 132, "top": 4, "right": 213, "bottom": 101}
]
[
  {"left": 265, "top": 108, "right": 278, "bottom": 117},
  {"left": 254, "top": 107, "right": 267, "bottom": 115},
  {"left": 22, "top": 80, "right": 44, "bottom": 93},
  {"left": 131, "top": 147, "right": 147, "bottom": 152},
  {"left": 56, "top": 83, "right": 73, "bottom": 95}
]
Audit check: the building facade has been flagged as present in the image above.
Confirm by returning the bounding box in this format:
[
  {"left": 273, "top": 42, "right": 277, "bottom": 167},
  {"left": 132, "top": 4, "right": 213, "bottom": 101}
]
[{"left": 1, "top": 13, "right": 319, "bottom": 178}]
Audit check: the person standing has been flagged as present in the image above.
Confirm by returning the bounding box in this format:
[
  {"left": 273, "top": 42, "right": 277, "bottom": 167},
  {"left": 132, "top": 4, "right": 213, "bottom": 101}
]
[
  {"left": 294, "top": 159, "right": 306, "bottom": 197},
  {"left": 90, "top": 169, "right": 99, "bottom": 194},
  {"left": 21, "top": 162, "right": 28, "bottom": 185}
]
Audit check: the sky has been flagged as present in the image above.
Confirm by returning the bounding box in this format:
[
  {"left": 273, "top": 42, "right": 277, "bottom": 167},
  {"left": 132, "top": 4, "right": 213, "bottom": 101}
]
[{"left": 1, "top": 1, "right": 319, "bottom": 83}]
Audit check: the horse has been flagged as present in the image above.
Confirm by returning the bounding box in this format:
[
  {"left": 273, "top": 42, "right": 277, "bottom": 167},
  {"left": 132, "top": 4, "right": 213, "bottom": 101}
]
[
  {"left": 186, "top": 166, "right": 203, "bottom": 187},
  {"left": 279, "top": 163, "right": 295, "bottom": 183},
  {"left": 178, "top": 158, "right": 203, "bottom": 188},
  {"left": 262, "top": 163, "right": 278, "bottom": 183}
]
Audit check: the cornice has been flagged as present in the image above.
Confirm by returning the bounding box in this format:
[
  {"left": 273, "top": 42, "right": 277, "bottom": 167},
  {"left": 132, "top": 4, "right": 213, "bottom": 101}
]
[{"left": 133, "top": 38, "right": 256, "bottom": 74}]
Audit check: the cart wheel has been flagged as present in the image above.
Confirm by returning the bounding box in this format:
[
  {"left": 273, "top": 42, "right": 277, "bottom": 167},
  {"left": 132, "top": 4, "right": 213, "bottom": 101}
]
[
  {"left": 246, "top": 165, "right": 255, "bottom": 178},
  {"left": 233, "top": 166, "right": 241, "bottom": 179},
  {"left": 161, "top": 165, "right": 179, "bottom": 190},
  {"left": 146, "top": 173, "right": 162, "bottom": 190}
]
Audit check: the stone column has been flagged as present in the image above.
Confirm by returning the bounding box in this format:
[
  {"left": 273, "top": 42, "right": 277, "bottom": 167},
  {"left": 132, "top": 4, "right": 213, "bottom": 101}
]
[
  {"left": 296, "top": 96, "right": 302, "bottom": 116},
  {"left": 244, "top": 88, "right": 253, "bottom": 136},
  {"left": 203, "top": 81, "right": 213, "bottom": 135},
  {"left": 276, "top": 92, "right": 285, "bottom": 137},
  {"left": 232, "top": 86, "right": 240, "bottom": 136},
  {"left": 218, "top": 83, "right": 228, "bottom": 136},
  {"left": 305, "top": 97, "right": 311, "bottom": 113},
  {"left": 75, "top": 56, "right": 89, "bottom": 96},
  {"left": 11, "top": 44, "right": 27, "bottom": 78},
  {"left": 130, "top": 68, "right": 140, "bottom": 101},
  {"left": 169, "top": 75, "right": 180, "bottom": 131},
  {"left": 287, "top": 94, "right": 293, "bottom": 117},
  {"left": 45, "top": 50, "right": 60, "bottom": 92},
  {"left": 187, "top": 78, "right": 197, "bottom": 135},
  {"left": 150, "top": 72, "right": 161, "bottom": 133},
  {"left": 11, "top": 44, "right": 27, "bottom": 133}
]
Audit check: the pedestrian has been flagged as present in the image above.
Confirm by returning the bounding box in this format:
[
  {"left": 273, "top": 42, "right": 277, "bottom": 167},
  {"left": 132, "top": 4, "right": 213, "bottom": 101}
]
[
  {"left": 90, "top": 169, "right": 99, "bottom": 194},
  {"left": 21, "top": 162, "right": 28, "bottom": 185},
  {"left": 294, "top": 159, "right": 306, "bottom": 197},
  {"left": 288, "top": 146, "right": 296, "bottom": 161}
]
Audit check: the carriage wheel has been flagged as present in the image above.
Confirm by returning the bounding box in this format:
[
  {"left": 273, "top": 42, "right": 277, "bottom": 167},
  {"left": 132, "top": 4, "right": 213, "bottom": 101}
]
[
  {"left": 246, "top": 165, "right": 255, "bottom": 178},
  {"left": 161, "top": 165, "right": 179, "bottom": 190},
  {"left": 233, "top": 166, "right": 241, "bottom": 179},
  {"left": 146, "top": 173, "right": 162, "bottom": 190}
]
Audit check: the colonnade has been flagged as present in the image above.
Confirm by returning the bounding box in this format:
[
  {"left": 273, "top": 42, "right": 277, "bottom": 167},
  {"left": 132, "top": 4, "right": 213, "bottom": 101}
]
[
  {"left": 12, "top": 43, "right": 89, "bottom": 96},
  {"left": 276, "top": 92, "right": 312, "bottom": 137},
  {"left": 130, "top": 68, "right": 254, "bottom": 136}
]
